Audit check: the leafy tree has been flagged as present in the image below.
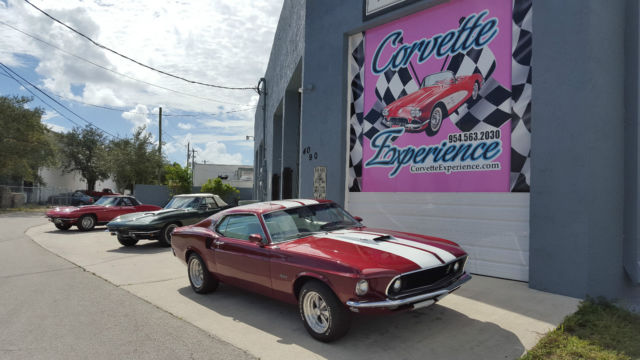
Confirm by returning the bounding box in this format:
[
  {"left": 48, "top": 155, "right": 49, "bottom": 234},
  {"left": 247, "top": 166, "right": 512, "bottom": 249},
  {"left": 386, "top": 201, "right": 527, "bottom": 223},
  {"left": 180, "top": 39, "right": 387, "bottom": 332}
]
[
  {"left": 108, "top": 127, "right": 165, "bottom": 192},
  {"left": 201, "top": 177, "right": 239, "bottom": 204},
  {"left": 0, "top": 96, "right": 56, "bottom": 184},
  {"left": 164, "top": 162, "right": 192, "bottom": 195},
  {"left": 59, "top": 125, "right": 110, "bottom": 191}
]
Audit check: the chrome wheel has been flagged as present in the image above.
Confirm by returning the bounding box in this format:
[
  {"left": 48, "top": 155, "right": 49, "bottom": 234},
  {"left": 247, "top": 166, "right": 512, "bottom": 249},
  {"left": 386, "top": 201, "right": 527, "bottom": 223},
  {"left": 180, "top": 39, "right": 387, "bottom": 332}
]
[
  {"left": 302, "top": 291, "right": 330, "bottom": 334},
  {"left": 78, "top": 215, "right": 95, "bottom": 231},
  {"left": 472, "top": 82, "right": 479, "bottom": 100},
  {"left": 430, "top": 107, "right": 443, "bottom": 132},
  {"left": 160, "top": 223, "right": 178, "bottom": 246},
  {"left": 188, "top": 257, "right": 204, "bottom": 289}
]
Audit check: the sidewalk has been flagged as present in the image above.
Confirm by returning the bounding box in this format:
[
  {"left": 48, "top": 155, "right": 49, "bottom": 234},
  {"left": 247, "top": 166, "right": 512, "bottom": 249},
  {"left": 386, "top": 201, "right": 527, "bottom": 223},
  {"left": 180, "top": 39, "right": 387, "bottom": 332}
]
[{"left": 28, "top": 223, "right": 580, "bottom": 360}]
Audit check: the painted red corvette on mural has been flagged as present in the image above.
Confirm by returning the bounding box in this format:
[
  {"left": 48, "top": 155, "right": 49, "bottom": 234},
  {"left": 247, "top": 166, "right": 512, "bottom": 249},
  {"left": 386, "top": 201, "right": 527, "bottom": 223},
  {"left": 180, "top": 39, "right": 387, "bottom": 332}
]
[
  {"left": 46, "top": 195, "right": 162, "bottom": 231},
  {"left": 171, "top": 199, "right": 471, "bottom": 342},
  {"left": 382, "top": 70, "right": 483, "bottom": 136}
]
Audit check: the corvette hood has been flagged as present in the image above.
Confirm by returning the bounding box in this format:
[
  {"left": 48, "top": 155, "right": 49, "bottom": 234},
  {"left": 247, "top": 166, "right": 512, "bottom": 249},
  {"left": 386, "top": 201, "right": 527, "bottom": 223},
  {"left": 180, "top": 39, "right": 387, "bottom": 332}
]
[
  {"left": 46, "top": 206, "right": 80, "bottom": 216},
  {"left": 385, "top": 86, "right": 446, "bottom": 114},
  {"left": 111, "top": 208, "right": 187, "bottom": 223},
  {"left": 278, "top": 228, "right": 466, "bottom": 274}
]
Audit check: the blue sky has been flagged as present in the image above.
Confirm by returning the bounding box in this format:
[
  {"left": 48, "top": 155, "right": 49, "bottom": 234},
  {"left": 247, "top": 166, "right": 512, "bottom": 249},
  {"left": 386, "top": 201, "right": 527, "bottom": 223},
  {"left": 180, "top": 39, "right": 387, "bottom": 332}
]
[{"left": 0, "top": 0, "right": 283, "bottom": 166}]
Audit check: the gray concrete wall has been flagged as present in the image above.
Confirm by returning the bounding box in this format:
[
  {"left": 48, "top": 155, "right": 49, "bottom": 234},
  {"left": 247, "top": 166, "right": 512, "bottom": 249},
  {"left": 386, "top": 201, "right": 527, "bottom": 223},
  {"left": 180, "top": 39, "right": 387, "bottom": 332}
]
[
  {"left": 133, "top": 184, "right": 170, "bottom": 207},
  {"left": 530, "top": 0, "right": 640, "bottom": 302}
]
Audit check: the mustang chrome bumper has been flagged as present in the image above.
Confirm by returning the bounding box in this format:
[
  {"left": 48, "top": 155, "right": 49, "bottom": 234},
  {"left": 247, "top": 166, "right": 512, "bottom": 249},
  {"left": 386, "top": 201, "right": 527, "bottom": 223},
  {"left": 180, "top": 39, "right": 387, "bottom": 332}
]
[{"left": 346, "top": 272, "right": 471, "bottom": 311}]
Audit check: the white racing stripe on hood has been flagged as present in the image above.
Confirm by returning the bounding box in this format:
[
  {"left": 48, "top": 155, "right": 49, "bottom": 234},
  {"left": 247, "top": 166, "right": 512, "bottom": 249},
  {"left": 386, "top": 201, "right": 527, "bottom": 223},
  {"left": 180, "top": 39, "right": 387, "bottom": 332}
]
[
  {"left": 390, "top": 239, "right": 456, "bottom": 263},
  {"left": 324, "top": 230, "right": 443, "bottom": 269}
]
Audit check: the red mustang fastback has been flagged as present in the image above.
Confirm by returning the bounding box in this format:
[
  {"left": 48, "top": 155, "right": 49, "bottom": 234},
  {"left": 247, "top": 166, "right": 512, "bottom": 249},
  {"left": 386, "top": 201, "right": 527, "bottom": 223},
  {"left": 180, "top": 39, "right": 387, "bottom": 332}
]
[
  {"left": 171, "top": 199, "right": 471, "bottom": 342},
  {"left": 46, "top": 195, "right": 162, "bottom": 231},
  {"left": 382, "top": 70, "right": 483, "bottom": 136}
]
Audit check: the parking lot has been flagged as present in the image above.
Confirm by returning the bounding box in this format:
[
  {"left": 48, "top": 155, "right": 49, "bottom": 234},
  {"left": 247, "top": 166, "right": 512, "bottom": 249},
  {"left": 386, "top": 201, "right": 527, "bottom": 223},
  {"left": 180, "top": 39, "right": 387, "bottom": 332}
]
[{"left": 28, "top": 222, "right": 580, "bottom": 360}]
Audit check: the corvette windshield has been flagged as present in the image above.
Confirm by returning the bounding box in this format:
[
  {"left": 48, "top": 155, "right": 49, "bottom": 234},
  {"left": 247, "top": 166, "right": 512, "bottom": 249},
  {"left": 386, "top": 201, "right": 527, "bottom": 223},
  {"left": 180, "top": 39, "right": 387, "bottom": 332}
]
[
  {"left": 165, "top": 197, "right": 200, "bottom": 209},
  {"left": 95, "top": 197, "right": 119, "bottom": 206},
  {"left": 263, "top": 203, "right": 361, "bottom": 244},
  {"left": 422, "top": 71, "right": 454, "bottom": 87}
]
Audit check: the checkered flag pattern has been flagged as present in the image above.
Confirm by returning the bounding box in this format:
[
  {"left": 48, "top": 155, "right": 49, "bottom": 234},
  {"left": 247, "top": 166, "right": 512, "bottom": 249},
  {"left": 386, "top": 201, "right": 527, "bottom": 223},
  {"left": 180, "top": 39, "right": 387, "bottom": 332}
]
[
  {"left": 510, "top": 0, "right": 532, "bottom": 192},
  {"left": 347, "top": 33, "right": 365, "bottom": 192},
  {"left": 446, "top": 47, "right": 511, "bottom": 132},
  {"left": 362, "top": 67, "right": 419, "bottom": 140}
]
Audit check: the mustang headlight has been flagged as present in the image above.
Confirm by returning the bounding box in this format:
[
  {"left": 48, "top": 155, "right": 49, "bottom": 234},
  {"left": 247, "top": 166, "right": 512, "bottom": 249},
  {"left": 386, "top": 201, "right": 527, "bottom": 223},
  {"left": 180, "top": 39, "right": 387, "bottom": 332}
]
[
  {"left": 382, "top": 108, "right": 389, "bottom": 117},
  {"left": 355, "top": 279, "right": 369, "bottom": 296},
  {"left": 410, "top": 107, "right": 422, "bottom": 118},
  {"left": 453, "top": 262, "right": 460, "bottom": 273},
  {"left": 392, "top": 278, "right": 402, "bottom": 292}
]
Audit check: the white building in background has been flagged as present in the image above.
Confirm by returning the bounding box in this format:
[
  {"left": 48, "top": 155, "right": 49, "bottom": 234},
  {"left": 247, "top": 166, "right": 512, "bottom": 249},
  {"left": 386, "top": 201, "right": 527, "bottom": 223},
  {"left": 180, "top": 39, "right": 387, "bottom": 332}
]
[
  {"left": 192, "top": 163, "right": 254, "bottom": 194},
  {"left": 36, "top": 167, "right": 118, "bottom": 201}
]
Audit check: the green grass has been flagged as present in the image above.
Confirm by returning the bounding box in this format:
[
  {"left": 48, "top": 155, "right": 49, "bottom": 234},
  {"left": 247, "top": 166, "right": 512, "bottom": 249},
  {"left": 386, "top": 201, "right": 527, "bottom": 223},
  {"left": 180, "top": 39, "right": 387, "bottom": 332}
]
[{"left": 521, "top": 299, "right": 640, "bottom": 360}]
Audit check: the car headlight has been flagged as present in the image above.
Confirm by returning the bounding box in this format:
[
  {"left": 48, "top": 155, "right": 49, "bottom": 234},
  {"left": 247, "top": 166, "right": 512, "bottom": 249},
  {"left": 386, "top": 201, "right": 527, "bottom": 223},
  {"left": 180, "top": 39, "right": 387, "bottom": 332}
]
[
  {"left": 453, "top": 262, "right": 460, "bottom": 273},
  {"left": 355, "top": 279, "right": 369, "bottom": 296},
  {"left": 382, "top": 108, "right": 389, "bottom": 116},
  {"left": 392, "top": 278, "right": 402, "bottom": 292},
  {"left": 410, "top": 108, "right": 422, "bottom": 118}
]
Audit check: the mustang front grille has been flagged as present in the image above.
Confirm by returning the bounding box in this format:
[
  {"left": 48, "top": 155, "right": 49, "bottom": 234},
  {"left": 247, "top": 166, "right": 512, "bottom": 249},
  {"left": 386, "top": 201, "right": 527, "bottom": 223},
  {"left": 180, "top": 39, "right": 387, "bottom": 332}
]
[{"left": 387, "top": 256, "right": 467, "bottom": 299}]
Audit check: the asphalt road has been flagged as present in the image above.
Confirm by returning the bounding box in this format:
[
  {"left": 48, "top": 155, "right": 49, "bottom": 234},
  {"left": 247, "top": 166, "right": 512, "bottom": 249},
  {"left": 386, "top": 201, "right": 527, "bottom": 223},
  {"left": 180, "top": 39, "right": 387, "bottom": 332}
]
[{"left": 0, "top": 213, "right": 254, "bottom": 360}]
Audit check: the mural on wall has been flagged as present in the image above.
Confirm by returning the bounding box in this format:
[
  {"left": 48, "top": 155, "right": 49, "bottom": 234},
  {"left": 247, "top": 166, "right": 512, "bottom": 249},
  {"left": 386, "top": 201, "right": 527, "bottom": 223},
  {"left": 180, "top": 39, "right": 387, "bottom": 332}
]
[{"left": 348, "top": 0, "right": 532, "bottom": 192}]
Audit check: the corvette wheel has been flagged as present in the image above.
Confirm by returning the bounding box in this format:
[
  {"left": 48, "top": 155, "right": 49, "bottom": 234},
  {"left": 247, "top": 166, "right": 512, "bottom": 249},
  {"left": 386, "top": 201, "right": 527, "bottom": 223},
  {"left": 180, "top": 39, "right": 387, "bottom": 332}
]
[
  {"left": 159, "top": 223, "right": 178, "bottom": 246},
  {"left": 117, "top": 234, "right": 138, "bottom": 247},
  {"left": 188, "top": 253, "right": 218, "bottom": 294},
  {"left": 299, "top": 281, "right": 350, "bottom": 342},
  {"left": 472, "top": 82, "right": 479, "bottom": 100},
  {"left": 425, "top": 105, "right": 445, "bottom": 136},
  {"left": 77, "top": 215, "right": 96, "bottom": 231},
  {"left": 54, "top": 222, "right": 71, "bottom": 231}
]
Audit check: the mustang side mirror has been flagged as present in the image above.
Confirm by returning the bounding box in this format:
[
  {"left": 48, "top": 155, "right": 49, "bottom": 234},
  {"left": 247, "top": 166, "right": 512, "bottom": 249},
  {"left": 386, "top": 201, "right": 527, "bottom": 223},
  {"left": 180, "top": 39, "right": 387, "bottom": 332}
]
[
  {"left": 249, "top": 234, "right": 264, "bottom": 246},
  {"left": 354, "top": 216, "right": 363, "bottom": 222}
]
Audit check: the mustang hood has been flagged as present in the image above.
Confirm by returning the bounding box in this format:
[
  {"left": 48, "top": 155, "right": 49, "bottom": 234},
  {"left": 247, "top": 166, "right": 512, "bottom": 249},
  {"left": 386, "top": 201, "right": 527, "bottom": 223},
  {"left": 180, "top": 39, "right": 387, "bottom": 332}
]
[
  {"left": 279, "top": 228, "right": 466, "bottom": 274},
  {"left": 385, "top": 86, "right": 446, "bottom": 114}
]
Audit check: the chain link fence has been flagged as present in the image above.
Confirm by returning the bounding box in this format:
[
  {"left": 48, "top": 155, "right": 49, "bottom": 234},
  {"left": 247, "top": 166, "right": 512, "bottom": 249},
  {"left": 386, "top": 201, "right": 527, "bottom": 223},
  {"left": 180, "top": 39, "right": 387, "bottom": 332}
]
[{"left": 0, "top": 185, "right": 77, "bottom": 207}]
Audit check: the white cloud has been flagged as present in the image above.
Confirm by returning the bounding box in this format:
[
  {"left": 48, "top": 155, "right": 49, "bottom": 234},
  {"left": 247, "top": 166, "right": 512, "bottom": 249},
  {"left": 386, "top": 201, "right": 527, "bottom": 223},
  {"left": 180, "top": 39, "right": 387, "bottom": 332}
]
[
  {"left": 121, "top": 104, "right": 150, "bottom": 130},
  {"left": 43, "top": 121, "right": 67, "bottom": 133},
  {"left": 177, "top": 122, "right": 193, "bottom": 130},
  {"left": 195, "top": 141, "right": 243, "bottom": 165}
]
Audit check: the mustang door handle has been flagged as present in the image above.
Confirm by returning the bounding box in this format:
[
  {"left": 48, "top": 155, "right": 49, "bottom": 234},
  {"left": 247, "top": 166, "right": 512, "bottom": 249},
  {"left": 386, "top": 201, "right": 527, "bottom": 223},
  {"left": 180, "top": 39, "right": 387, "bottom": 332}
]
[{"left": 213, "top": 240, "right": 225, "bottom": 246}]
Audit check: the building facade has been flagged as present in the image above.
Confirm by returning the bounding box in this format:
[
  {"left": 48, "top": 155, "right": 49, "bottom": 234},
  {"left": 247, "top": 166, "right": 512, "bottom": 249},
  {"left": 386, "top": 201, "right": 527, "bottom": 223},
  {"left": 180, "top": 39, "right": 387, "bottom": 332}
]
[{"left": 254, "top": 0, "right": 640, "bottom": 306}]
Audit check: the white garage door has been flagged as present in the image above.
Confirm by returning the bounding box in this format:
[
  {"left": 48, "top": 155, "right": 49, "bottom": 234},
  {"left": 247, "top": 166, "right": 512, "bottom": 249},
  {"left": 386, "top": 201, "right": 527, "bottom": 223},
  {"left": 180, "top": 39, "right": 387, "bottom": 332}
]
[{"left": 346, "top": 192, "right": 530, "bottom": 281}]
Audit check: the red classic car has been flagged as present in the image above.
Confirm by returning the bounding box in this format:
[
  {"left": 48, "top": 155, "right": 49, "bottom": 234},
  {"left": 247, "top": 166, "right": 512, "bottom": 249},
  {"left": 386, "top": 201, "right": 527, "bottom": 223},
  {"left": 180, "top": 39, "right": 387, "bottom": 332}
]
[
  {"left": 382, "top": 70, "right": 483, "bottom": 136},
  {"left": 171, "top": 199, "right": 471, "bottom": 342},
  {"left": 46, "top": 195, "right": 162, "bottom": 231}
]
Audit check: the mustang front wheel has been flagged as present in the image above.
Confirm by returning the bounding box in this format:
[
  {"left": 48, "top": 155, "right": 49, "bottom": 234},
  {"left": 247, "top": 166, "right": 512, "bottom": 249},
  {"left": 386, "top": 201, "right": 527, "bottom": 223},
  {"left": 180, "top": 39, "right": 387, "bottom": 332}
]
[
  {"left": 77, "top": 215, "right": 96, "bottom": 231},
  {"left": 187, "top": 253, "right": 218, "bottom": 294},
  {"left": 298, "top": 281, "right": 350, "bottom": 342}
]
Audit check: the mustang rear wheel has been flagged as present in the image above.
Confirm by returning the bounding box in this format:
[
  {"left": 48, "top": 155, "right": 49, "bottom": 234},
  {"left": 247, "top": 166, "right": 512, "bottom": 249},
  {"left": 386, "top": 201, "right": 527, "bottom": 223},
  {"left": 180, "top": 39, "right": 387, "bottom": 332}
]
[
  {"left": 117, "top": 234, "right": 138, "bottom": 247},
  {"left": 187, "top": 253, "right": 218, "bottom": 294},
  {"left": 159, "top": 223, "right": 179, "bottom": 247},
  {"left": 77, "top": 215, "right": 96, "bottom": 231},
  {"left": 298, "top": 281, "right": 351, "bottom": 342},
  {"left": 54, "top": 222, "right": 71, "bottom": 231}
]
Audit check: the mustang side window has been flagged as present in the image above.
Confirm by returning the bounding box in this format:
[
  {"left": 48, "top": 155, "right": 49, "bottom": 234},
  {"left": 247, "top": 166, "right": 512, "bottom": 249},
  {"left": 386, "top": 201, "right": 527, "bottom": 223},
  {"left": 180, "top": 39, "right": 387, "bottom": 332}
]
[{"left": 217, "top": 214, "right": 265, "bottom": 241}]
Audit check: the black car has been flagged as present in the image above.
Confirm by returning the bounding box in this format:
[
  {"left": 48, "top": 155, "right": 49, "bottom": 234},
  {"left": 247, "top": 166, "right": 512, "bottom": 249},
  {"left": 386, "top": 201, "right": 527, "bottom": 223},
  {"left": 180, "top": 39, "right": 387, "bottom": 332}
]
[{"left": 106, "top": 193, "right": 229, "bottom": 247}]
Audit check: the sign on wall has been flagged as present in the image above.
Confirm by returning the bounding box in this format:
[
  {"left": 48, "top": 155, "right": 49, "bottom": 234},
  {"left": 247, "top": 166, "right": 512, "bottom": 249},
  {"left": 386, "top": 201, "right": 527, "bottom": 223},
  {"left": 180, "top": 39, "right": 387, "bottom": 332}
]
[{"left": 348, "top": 0, "right": 532, "bottom": 193}]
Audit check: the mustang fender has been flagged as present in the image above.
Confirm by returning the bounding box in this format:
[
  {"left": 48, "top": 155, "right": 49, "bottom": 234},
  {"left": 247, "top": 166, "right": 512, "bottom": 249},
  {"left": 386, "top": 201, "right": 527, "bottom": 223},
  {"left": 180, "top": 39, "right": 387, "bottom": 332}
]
[{"left": 293, "top": 272, "right": 333, "bottom": 299}]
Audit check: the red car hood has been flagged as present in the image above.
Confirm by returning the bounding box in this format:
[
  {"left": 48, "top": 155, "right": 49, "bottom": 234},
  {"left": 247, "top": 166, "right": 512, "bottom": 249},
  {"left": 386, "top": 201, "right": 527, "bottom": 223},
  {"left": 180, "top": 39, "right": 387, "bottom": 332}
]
[
  {"left": 278, "top": 227, "right": 466, "bottom": 275},
  {"left": 385, "top": 86, "right": 446, "bottom": 115},
  {"left": 46, "top": 205, "right": 107, "bottom": 216}
]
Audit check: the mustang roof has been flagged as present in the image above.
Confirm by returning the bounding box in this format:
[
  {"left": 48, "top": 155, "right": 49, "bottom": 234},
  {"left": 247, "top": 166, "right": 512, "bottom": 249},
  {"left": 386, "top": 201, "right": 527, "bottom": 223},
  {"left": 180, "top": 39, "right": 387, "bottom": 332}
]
[
  {"left": 229, "top": 199, "right": 331, "bottom": 215},
  {"left": 174, "top": 193, "right": 215, "bottom": 197}
]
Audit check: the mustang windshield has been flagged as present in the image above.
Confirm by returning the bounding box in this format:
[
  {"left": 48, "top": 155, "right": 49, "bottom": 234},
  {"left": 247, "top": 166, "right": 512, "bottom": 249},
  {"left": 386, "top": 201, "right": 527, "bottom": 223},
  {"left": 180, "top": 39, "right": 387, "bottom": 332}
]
[
  {"left": 263, "top": 203, "right": 361, "bottom": 244},
  {"left": 94, "top": 197, "right": 119, "bottom": 206},
  {"left": 421, "top": 71, "right": 454, "bottom": 88},
  {"left": 165, "top": 197, "right": 201, "bottom": 209}
]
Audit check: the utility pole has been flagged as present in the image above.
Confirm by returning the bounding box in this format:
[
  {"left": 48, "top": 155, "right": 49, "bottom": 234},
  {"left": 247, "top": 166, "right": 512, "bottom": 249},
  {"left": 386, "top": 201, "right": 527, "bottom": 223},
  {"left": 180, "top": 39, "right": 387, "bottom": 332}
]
[
  {"left": 158, "top": 107, "right": 162, "bottom": 183},
  {"left": 186, "top": 142, "right": 190, "bottom": 167},
  {"left": 191, "top": 148, "right": 197, "bottom": 187}
]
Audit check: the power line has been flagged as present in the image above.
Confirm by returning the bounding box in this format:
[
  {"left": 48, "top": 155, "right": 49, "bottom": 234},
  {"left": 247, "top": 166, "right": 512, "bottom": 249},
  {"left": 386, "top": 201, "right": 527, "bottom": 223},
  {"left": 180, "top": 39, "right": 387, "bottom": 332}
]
[
  {"left": 0, "top": 20, "right": 246, "bottom": 106},
  {"left": 0, "top": 66, "right": 82, "bottom": 128},
  {"left": 23, "top": 0, "right": 258, "bottom": 91},
  {"left": 0, "top": 62, "right": 117, "bottom": 137}
]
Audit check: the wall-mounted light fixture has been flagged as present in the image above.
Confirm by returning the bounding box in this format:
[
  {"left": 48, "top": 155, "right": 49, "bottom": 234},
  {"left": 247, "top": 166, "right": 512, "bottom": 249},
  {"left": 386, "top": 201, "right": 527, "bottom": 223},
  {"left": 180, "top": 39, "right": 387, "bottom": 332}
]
[
  {"left": 246, "top": 135, "right": 255, "bottom": 141},
  {"left": 298, "top": 84, "right": 314, "bottom": 93}
]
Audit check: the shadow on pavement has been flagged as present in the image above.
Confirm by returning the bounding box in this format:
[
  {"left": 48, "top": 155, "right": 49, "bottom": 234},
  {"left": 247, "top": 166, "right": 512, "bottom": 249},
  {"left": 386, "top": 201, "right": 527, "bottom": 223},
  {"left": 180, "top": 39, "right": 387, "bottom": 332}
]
[
  {"left": 177, "top": 283, "right": 525, "bottom": 360},
  {"left": 107, "top": 241, "right": 170, "bottom": 254}
]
